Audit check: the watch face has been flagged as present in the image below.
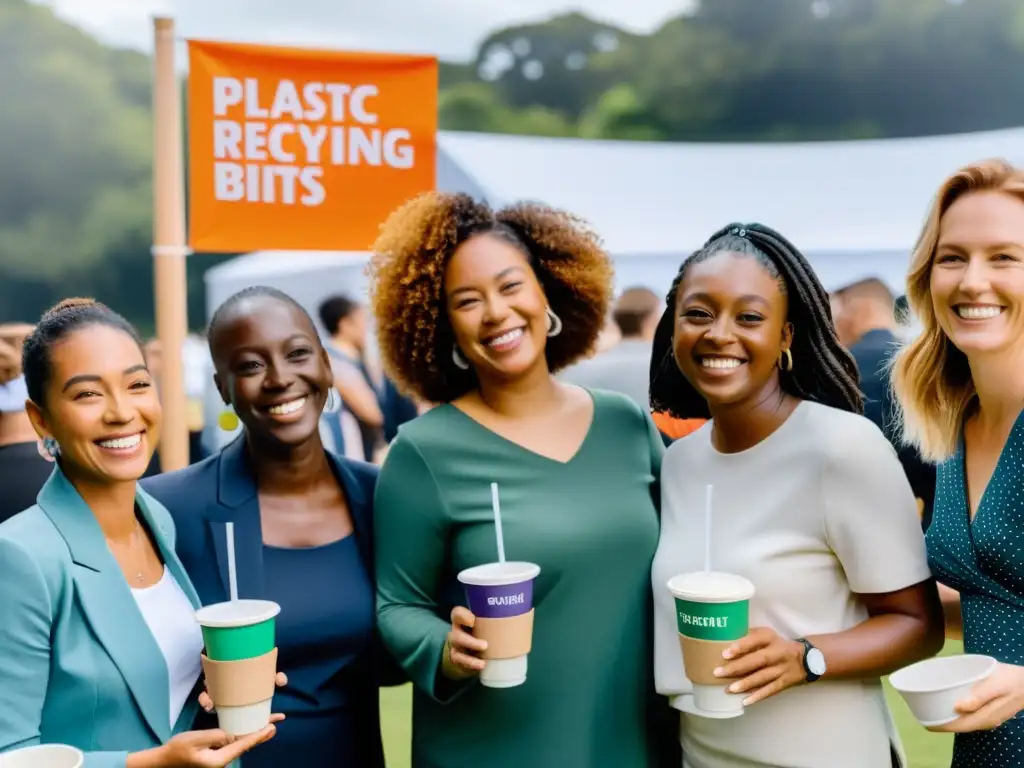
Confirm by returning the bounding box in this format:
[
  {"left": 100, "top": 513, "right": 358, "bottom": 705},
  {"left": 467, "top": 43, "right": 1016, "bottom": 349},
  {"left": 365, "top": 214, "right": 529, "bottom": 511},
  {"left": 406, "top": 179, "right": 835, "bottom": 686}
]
[{"left": 807, "top": 648, "right": 827, "bottom": 676}]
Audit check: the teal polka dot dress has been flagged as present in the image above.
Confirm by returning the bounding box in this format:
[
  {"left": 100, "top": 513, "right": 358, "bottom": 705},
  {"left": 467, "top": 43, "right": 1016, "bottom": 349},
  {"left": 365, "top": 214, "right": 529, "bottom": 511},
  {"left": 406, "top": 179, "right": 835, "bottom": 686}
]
[{"left": 927, "top": 412, "right": 1024, "bottom": 767}]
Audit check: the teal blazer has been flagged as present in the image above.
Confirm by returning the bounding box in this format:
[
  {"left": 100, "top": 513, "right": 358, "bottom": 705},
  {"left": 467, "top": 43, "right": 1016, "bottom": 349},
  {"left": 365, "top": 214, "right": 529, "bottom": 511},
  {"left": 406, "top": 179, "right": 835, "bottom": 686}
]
[{"left": 0, "top": 468, "right": 203, "bottom": 768}]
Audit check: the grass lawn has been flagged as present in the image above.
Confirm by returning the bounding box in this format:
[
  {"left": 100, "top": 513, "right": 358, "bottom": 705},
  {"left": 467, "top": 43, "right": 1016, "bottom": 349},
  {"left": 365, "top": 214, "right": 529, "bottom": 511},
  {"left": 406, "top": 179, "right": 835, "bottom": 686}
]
[{"left": 379, "top": 641, "right": 961, "bottom": 768}]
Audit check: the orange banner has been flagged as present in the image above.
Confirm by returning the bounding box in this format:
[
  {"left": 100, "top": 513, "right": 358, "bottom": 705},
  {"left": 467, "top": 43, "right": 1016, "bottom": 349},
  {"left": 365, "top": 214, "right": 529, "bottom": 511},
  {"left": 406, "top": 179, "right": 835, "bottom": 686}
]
[{"left": 187, "top": 41, "right": 437, "bottom": 253}]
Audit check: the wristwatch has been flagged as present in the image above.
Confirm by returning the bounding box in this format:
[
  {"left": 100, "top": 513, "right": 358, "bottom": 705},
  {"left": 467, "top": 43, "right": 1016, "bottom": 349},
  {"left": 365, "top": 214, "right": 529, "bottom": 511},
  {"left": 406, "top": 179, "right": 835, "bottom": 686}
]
[{"left": 795, "top": 638, "right": 826, "bottom": 683}]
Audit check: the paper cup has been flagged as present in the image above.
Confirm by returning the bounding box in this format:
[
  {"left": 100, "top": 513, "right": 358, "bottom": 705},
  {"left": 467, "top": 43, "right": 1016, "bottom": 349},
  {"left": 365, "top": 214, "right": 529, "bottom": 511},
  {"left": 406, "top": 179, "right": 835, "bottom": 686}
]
[
  {"left": 0, "top": 744, "right": 84, "bottom": 768},
  {"left": 458, "top": 562, "right": 541, "bottom": 688},
  {"left": 668, "top": 571, "right": 755, "bottom": 716},
  {"left": 196, "top": 600, "right": 280, "bottom": 662},
  {"left": 202, "top": 647, "right": 279, "bottom": 736},
  {"left": 890, "top": 654, "right": 997, "bottom": 727}
]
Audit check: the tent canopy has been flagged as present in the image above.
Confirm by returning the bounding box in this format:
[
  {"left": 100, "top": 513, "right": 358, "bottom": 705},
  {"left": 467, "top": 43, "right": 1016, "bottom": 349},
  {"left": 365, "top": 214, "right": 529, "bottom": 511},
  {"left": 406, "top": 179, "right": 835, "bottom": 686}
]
[{"left": 437, "top": 126, "right": 1024, "bottom": 256}]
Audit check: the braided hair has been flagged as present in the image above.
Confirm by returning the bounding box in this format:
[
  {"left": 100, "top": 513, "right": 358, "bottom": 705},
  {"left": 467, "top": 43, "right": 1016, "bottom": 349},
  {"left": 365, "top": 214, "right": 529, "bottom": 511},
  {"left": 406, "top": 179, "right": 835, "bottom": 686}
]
[{"left": 649, "top": 223, "right": 862, "bottom": 420}]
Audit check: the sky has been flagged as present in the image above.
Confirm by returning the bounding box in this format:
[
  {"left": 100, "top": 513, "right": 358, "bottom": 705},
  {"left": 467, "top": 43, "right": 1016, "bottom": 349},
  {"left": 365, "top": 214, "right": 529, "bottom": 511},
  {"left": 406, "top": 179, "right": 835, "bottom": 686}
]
[{"left": 39, "top": 0, "right": 695, "bottom": 60}]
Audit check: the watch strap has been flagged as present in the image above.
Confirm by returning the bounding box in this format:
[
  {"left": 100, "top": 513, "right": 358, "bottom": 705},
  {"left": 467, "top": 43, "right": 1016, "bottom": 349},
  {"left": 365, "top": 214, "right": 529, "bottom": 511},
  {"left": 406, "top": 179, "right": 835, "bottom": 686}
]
[{"left": 795, "top": 637, "right": 822, "bottom": 683}]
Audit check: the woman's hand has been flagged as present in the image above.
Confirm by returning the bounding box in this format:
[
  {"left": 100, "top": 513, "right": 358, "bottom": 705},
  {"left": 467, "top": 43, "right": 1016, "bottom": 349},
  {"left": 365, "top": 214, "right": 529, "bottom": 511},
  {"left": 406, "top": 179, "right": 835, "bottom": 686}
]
[
  {"left": 154, "top": 726, "right": 277, "bottom": 767},
  {"left": 931, "top": 663, "right": 1024, "bottom": 733},
  {"left": 441, "top": 606, "right": 488, "bottom": 680},
  {"left": 714, "top": 627, "right": 807, "bottom": 705},
  {"left": 199, "top": 671, "right": 288, "bottom": 714}
]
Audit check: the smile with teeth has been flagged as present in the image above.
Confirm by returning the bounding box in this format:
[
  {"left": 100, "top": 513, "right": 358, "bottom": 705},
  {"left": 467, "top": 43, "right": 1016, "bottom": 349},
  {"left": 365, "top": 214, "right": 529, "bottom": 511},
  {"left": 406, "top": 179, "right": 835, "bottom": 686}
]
[
  {"left": 267, "top": 397, "right": 306, "bottom": 415},
  {"left": 485, "top": 328, "right": 524, "bottom": 349},
  {"left": 956, "top": 305, "right": 1003, "bottom": 320},
  {"left": 700, "top": 357, "right": 744, "bottom": 369},
  {"left": 96, "top": 433, "right": 142, "bottom": 450}
]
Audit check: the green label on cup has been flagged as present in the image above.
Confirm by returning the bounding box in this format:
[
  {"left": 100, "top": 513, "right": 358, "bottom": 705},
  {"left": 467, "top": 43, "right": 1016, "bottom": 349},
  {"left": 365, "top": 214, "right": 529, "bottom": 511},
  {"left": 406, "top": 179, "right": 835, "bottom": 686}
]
[
  {"left": 675, "top": 598, "right": 749, "bottom": 642},
  {"left": 202, "top": 618, "right": 276, "bottom": 662}
]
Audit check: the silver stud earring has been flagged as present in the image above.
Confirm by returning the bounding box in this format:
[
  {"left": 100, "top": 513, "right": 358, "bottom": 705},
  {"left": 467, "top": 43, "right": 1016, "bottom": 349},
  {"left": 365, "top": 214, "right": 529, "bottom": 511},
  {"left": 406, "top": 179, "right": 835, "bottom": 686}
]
[
  {"left": 452, "top": 346, "right": 470, "bottom": 370},
  {"left": 546, "top": 306, "right": 563, "bottom": 337},
  {"left": 42, "top": 436, "right": 61, "bottom": 461}
]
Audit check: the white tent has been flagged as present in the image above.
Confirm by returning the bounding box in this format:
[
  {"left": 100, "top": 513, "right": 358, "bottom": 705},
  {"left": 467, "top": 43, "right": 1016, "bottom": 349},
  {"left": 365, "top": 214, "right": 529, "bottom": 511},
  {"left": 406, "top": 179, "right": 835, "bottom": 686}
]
[{"left": 435, "top": 125, "right": 1023, "bottom": 294}]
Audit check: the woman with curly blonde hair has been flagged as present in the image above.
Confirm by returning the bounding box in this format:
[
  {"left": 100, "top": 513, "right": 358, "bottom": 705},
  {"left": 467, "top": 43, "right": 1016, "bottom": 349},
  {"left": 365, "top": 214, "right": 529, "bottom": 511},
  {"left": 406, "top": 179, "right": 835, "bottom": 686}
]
[
  {"left": 369, "top": 192, "right": 677, "bottom": 767},
  {"left": 892, "top": 159, "right": 1024, "bottom": 766}
]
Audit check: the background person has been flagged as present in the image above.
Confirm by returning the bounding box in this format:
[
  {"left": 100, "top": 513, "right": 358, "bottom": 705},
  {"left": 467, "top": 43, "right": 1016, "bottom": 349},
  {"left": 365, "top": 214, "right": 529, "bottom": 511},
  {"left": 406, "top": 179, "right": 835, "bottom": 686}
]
[
  {"left": 831, "top": 278, "right": 936, "bottom": 529},
  {"left": 370, "top": 192, "right": 678, "bottom": 768},
  {"left": 0, "top": 322, "right": 51, "bottom": 524},
  {"left": 561, "top": 285, "right": 662, "bottom": 410}
]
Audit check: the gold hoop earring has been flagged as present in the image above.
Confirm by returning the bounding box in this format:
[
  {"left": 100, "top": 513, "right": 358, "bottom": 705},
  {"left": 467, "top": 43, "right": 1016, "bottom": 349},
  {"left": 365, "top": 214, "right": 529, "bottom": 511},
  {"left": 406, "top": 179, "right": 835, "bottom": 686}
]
[{"left": 778, "top": 348, "right": 793, "bottom": 372}]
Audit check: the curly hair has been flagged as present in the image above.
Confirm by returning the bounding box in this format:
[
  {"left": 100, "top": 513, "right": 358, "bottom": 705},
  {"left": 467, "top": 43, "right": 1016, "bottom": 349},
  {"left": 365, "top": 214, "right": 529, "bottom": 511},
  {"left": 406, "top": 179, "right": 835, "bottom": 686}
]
[
  {"left": 369, "top": 192, "right": 614, "bottom": 404},
  {"left": 649, "top": 223, "right": 862, "bottom": 420}
]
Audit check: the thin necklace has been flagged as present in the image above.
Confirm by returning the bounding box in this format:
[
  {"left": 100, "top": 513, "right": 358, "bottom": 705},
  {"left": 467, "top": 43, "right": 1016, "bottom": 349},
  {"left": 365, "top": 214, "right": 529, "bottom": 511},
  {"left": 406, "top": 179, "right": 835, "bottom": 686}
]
[{"left": 131, "top": 520, "right": 147, "bottom": 584}]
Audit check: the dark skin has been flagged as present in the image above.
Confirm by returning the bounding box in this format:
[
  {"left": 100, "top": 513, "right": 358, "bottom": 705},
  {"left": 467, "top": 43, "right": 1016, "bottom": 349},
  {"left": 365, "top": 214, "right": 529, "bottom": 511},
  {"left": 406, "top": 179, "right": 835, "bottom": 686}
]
[
  {"left": 673, "top": 251, "right": 944, "bottom": 705},
  {"left": 439, "top": 233, "right": 594, "bottom": 678},
  {"left": 211, "top": 296, "right": 353, "bottom": 548}
]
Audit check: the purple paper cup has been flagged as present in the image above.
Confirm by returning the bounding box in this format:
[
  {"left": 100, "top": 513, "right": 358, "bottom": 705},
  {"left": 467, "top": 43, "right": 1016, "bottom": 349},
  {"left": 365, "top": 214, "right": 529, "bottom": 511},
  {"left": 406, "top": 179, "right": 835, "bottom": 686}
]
[{"left": 457, "top": 561, "right": 541, "bottom": 688}]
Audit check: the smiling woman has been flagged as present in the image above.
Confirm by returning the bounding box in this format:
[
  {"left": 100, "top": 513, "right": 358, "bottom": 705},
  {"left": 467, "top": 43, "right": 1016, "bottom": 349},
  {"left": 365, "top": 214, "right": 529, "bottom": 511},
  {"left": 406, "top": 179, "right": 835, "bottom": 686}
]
[
  {"left": 368, "top": 192, "right": 679, "bottom": 768},
  {"left": 648, "top": 225, "right": 944, "bottom": 768},
  {"left": 892, "top": 160, "right": 1024, "bottom": 767},
  {"left": 142, "top": 285, "right": 402, "bottom": 768},
  {"left": 0, "top": 298, "right": 278, "bottom": 767}
]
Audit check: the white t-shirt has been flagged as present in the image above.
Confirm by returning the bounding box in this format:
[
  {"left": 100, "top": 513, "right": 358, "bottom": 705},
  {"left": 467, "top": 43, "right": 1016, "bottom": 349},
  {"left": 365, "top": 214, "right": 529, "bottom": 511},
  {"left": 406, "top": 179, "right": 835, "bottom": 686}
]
[
  {"left": 132, "top": 567, "right": 204, "bottom": 727},
  {"left": 652, "top": 401, "right": 931, "bottom": 768}
]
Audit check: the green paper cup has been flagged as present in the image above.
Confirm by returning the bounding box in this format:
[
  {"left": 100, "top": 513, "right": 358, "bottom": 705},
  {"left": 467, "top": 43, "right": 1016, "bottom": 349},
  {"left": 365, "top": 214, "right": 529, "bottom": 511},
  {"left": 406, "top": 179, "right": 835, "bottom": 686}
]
[
  {"left": 196, "top": 599, "right": 280, "bottom": 662},
  {"left": 667, "top": 571, "right": 755, "bottom": 717}
]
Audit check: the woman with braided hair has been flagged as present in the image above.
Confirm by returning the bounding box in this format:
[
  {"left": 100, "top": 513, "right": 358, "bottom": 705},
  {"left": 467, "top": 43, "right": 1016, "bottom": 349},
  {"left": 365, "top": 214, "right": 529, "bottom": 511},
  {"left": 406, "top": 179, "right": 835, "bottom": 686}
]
[
  {"left": 370, "top": 191, "right": 678, "bottom": 767},
  {"left": 648, "top": 224, "right": 944, "bottom": 767}
]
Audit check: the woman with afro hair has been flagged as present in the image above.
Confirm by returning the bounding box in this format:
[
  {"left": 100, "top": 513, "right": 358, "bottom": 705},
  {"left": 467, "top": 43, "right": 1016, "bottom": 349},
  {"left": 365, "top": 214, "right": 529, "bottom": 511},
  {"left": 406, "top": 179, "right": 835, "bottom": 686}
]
[{"left": 370, "top": 192, "right": 678, "bottom": 767}]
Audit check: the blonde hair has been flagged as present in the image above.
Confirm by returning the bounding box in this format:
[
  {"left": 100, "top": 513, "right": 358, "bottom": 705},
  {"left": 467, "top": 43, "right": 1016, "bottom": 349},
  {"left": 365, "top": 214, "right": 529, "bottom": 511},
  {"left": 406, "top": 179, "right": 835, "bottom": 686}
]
[{"left": 892, "top": 159, "right": 1024, "bottom": 462}]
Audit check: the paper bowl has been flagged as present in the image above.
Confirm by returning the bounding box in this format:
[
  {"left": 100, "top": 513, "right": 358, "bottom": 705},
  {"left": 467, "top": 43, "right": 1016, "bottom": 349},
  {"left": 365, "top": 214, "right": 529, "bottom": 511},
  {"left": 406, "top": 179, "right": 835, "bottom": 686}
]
[
  {"left": 889, "top": 654, "right": 997, "bottom": 727},
  {"left": 0, "top": 744, "right": 84, "bottom": 768}
]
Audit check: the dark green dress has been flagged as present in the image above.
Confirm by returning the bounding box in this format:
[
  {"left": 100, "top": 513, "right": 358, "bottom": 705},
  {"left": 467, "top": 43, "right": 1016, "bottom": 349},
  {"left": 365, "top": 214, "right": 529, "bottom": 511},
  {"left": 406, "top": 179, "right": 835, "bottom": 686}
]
[
  {"left": 374, "top": 390, "right": 676, "bottom": 768},
  {"left": 926, "top": 411, "right": 1024, "bottom": 767}
]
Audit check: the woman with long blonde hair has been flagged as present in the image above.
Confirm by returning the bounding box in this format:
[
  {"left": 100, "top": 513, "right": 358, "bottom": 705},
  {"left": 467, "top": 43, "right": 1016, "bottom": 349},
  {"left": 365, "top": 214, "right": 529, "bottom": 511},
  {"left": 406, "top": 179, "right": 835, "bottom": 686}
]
[{"left": 892, "top": 159, "right": 1024, "bottom": 766}]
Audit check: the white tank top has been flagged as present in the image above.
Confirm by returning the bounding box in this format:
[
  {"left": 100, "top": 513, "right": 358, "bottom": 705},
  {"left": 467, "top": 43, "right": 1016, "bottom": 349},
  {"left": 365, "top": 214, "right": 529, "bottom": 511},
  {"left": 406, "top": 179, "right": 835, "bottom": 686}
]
[{"left": 132, "top": 568, "right": 204, "bottom": 726}]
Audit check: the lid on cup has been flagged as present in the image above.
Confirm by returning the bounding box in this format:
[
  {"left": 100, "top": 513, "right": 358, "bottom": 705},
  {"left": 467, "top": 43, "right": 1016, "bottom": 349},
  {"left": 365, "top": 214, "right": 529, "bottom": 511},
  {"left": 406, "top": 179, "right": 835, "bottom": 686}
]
[
  {"left": 667, "top": 571, "right": 755, "bottom": 603},
  {"left": 457, "top": 561, "right": 541, "bottom": 586},
  {"left": 195, "top": 599, "right": 281, "bottom": 628}
]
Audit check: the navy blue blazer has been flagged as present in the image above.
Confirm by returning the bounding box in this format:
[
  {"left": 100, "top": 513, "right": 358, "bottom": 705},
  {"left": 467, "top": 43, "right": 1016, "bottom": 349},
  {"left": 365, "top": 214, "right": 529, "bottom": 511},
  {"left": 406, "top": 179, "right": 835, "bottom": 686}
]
[{"left": 141, "top": 437, "right": 403, "bottom": 764}]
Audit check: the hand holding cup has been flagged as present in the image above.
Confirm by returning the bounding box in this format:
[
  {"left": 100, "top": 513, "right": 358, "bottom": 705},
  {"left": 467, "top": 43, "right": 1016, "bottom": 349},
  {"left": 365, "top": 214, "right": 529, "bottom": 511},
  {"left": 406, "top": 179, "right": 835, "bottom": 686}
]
[
  {"left": 442, "top": 606, "right": 488, "bottom": 680},
  {"left": 713, "top": 626, "right": 807, "bottom": 706},
  {"left": 151, "top": 726, "right": 278, "bottom": 767}
]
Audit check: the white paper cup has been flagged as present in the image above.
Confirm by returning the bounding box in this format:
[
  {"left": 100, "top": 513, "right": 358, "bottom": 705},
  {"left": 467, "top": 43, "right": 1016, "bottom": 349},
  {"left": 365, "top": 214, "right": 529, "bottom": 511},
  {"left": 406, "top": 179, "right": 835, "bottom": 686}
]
[
  {"left": 889, "top": 654, "right": 997, "bottom": 727},
  {"left": 458, "top": 562, "right": 541, "bottom": 689},
  {"left": 0, "top": 744, "right": 84, "bottom": 768},
  {"left": 215, "top": 698, "right": 274, "bottom": 736}
]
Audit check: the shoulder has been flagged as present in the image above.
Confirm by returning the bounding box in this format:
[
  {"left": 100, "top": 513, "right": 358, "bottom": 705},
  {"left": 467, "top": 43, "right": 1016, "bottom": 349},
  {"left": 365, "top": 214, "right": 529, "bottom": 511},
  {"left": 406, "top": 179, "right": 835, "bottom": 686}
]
[
  {"left": 329, "top": 451, "right": 379, "bottom": 491},
  {"left": 386, "top": 406, "right": 460, "bottom": 453},
  {"left": 589, "top": 387, "right": 648, "bottom": 426},
  {"left": 0, "top": 506, "right": 66, "bottom": 587},
  {"left": 142, "top": 453, "right": 220, "bottom": 497},
  {"left": 663, "top": 419, "right": 712, "bottom": 464},
  {"left": 803, "top": 401, "right": 898, "bottom": 471},
  {"left": 141, "top": 453, "right": 221, "bottom": 518}
]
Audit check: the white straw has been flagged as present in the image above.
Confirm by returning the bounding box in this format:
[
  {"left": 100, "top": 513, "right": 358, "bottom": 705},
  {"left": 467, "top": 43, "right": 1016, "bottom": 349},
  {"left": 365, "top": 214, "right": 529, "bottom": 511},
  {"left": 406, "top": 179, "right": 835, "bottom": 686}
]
[
  {"left": 704, "top": 484, "right": 713, "bottom": 573},
  {"left": 491, "top": 482, "right": 506, "bottom": 564},
  {"left": 225, "top": 521, "right": 239, "bottom": 602}
]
